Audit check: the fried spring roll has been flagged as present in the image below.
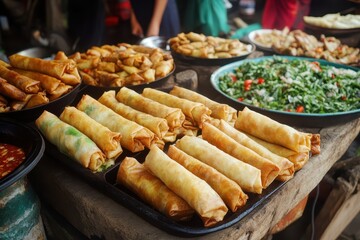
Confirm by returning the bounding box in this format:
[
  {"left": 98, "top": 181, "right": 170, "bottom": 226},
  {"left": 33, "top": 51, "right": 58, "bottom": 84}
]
[
  {"left": 202, "top": 122, "right": 280, "bottom": 188},
  {"left": 24, "top": 92, "right": 49, "bottom": 109},
  {"left": 0, "top": 65, "right": 41, "bottom": 93},
  {"left": 0, "top": 78, "right": 27, "bottom": 101},
  {"left": 116, "top": 87, "right": 185, "bottom": 130},
  {"left": 169, "top": 86, "right": 237, "bottom": 125},
  {"left": 246, "top": 134, "right": 310, "bottom": 171},
  {"left": 12, "top": 68, "right": 62, "bottom": 94},
  {"left": 235, "top": 107, "right": 310, "bottom": 153},
  {"left": 60, "top": 106, "right": 123, "bottom": 159},
  {"left": 142, "top": 88, "right": 212, "bottom": 128},
  {"left": 98, "top": 91, "right": 169, "bottom": 138},
  {"left": 175, "top": 136, "right": 263, "bottom": 194},
  {"left": 144, "top": 145, "right": 228, "bottom": 227},
  {"left": 167, "top": 145, "right": 248, "bottom": 212},
  {"left": 35, "top": 110, "right": 105, "bottom": 171},
  {"left": 117, "top": 157, "right": 195, "bottom": 221},
  {"left": 76, "top": 95, "right": 153, "bottom": 152},
  {"left": 8, "top": 54, "right": 81, "bottom": 85},
  {"left": 212, "top": 119, "right": 295, "bottom": 181}
]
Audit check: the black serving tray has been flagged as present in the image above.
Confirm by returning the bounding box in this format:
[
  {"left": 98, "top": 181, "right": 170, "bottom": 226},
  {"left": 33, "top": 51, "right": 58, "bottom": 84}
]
[{"left": 44, "top": 137, "right": 287, "bottom": 237}]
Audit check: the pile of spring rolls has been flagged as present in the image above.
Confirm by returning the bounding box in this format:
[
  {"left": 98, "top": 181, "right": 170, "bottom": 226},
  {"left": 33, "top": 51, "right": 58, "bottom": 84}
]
[
  {"left": 0, "top": 52, "right": 81, "bottom": 112},
  {"left": 35, "top": 85, "right": 321, "bottom": 227},
  {"left": 67, "top": 43, "right": 174, "bottom": 87}
]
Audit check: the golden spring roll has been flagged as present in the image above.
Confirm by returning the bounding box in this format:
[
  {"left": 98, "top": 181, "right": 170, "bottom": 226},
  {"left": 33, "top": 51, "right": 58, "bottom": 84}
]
[
  {"left": 12, "top": 68, "right": 62, "bottom": 94},
  {"left": 213, "top": 120, "right": 295, "bottom": 181},
  {"left": 175, "top": 136, "right": 263, "bottom": 194},
  {"left": 246, "top": 134, "right": 310, "bottom": 171},
  {"left": 8, "top": 54, "right": 81, "bottom": 85},
  {"left": 144, "top": 145, "right": 228, "bottom": 227},
  {"left": 116, "top": 87, "right": 185, "bottom": 130},
  {"left": 47, "top": 83, "right": 73, "bottom": 101},
  {"left": 60, "top": 106, "right": 123, "bottom": 159},
  {"left": 98, "top": 91, "right": 169, "bottom": 138},
  {"left": 235, "top": 107, "right": 310, "bottom": 153},
  {"left": 0, "top": 77, "right": 27, "bottom": 101},
  {"left": 76, "top": 95, "right": 153, "bottom": 152},
  {"left": 170, "top": 86, "right": 237, "bottom": 125},
  {"left": 35, "top": 110, "right": 105, "bottom": 171},
  {"left": 24, "top": 92, "right": 49, "bottom": 109},
  {"left": 117, "top": 157, "right": 195, "bottom": 221},
  {"left": 142, "top": 88, "right": 212, "bottom": 128},
  {"left": 202, "top": 122, "right": 280, "bottom": 188},
  {"left": 0, "top": 64, "right": 41, "bottom": 93},
  {"left": 9, "top": 94, "right": 32, "bottom": 111},
  {"left": 167, "top": 145, "right": 248, "bottom": 212}
]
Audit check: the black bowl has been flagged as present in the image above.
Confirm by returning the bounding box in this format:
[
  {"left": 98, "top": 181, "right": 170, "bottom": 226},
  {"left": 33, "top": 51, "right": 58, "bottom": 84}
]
[
  {"left": 0, "top": 83, "right": 81, "bottom": 123},
  {"left": 0, "top": 118, "right": 45, "bottom": 191}
]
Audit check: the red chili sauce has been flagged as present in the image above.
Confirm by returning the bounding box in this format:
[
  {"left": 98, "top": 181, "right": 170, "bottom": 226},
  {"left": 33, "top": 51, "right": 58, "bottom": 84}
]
[{"left": 0, "top": 143, "right": 26, "bottom": 179}]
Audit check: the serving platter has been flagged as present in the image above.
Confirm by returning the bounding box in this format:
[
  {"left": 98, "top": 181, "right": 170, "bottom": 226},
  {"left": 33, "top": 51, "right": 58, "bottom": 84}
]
[
  {"left": 210, "top": 56, "right": 360, "bottom": 128},
  {"left": 247, "top": 29, "right": 276, "bottom": 52},
  {"left": 170, "top": 42, "right": 256, "bottom": 66},
  {"left": 44, "top": 133, "right": 286, "bottom": 237},
  {"left": 0, "top": 83, "right": 81, "bottom": 122},
  {"left": 79, "top": 65, "right": 175, "bottom": 99}
]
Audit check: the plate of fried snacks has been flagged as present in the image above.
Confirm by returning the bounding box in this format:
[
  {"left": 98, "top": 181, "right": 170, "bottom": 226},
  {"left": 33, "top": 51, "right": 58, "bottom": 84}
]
[
  {"left": 211, "top": 56, "right": 360, "bottom": 128},
  {"left": 249, "top": 27, "right": 360, "bottom": 66},
  {"left": 169, "top": 32, "right": 255, "bottom": 66},
  {"left": 304, "top": 13, "right": 360, "bottom": 31},
  {"left": 248, "top": 29, "right": 283, "bottom": 52},
  {"left": 35, "top": 85, "right": 321, "bottom": 236},
  {"left": 67, "top": 43, "right": 175, "bottom": 97},
  {"left": 0, "top": 52, "right": 81, "bottom": 122}
]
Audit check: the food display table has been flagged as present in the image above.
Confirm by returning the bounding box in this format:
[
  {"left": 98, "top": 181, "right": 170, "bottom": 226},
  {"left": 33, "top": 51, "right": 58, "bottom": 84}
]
[{"left": 28, "top": 53, "right": 360, "bottom": 239}]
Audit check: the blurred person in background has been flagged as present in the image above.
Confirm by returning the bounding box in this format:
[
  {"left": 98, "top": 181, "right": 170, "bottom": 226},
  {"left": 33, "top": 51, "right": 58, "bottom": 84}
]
[
  {"left": 178, "top": 0, "right": 230, "bottom": 37},
  {"left": 261, "top": 0, "right": 312, "bottom": 30},
  {"left": 129, "top": 0, "right": 180, "bottom": 39}
]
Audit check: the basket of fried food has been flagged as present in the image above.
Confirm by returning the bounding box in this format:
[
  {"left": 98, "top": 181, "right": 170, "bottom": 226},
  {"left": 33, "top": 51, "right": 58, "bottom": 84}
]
[
  {"left": 0, "top": 53, "right": 81, "bottom": 121},
  {"left": 68, "top": 43, "right": 175, "bottom": 89},
  {"left": 168, "top": 32, "right": 255, "bottom": 66}
]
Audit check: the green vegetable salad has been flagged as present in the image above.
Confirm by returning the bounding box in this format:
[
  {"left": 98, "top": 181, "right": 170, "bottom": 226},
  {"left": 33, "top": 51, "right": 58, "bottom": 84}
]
[{"left": 218, "top": 57, "right": 360, "bottom": 113}]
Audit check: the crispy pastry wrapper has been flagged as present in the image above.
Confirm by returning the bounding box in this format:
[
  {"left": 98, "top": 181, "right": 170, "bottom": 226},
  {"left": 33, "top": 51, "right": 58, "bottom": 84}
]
[
  {"left": 167, "top": 145, "right": 248, "bottom": 212},
  {"left": 98, "top": 91, "right": 169, "bottom": 139},
  {"left": 212, "top": 119, "right": 295, "bottom": 181},
  {"left": 175, "top": 136, "right": 263, "bottom": 194},
  {"left": 0, "top": 77, "right": 27, "bottom": 101},
  {"left": 235, "top": 107, "right": 310, "bottom": 153},
  {"left": 8, "top": 54, "right": 81, "bottom": 85},
  {"left": 142, "top": 88, "right": 212, "bottom": 128},
  {"left": 116, "top": 87, "right": 185, "bottom": 130},
  {"left": 202, "top": 122, "right": 280, "bottom": 188},
  {"left": 35, "top": 110, "right": 105, "bottom": 171},
  {"left": 117, "top": 157, "right": 195, "bottom": 221},
  {"left": 76, "top": 94, "right": 153, "bottom": 153},
  {"left": 12, "top": 68, "right": 62, "bottom": 94},
  {"left": 60, "top": 106, "right": 123, "bottom": 159},
  {"left": 0, "top": 64, "right": 41, "bottom": 93},
  {"left": 169, "top": 86, "right": 237, "bottom": 125},
  {"left": 246, "top": 134, "right": 310, "bottom": 171},
  {"left": 144, "top": 145, "right": 228, "bottom": 227},
  {"left": 24, "top": 92, "right": 49, "bottom": 109}
]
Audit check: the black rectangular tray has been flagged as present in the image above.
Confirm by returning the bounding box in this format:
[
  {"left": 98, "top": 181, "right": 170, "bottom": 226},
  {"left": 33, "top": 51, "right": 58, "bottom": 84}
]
[{"left": 44, "top": 139, "right": 287, "bottom": 237}]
